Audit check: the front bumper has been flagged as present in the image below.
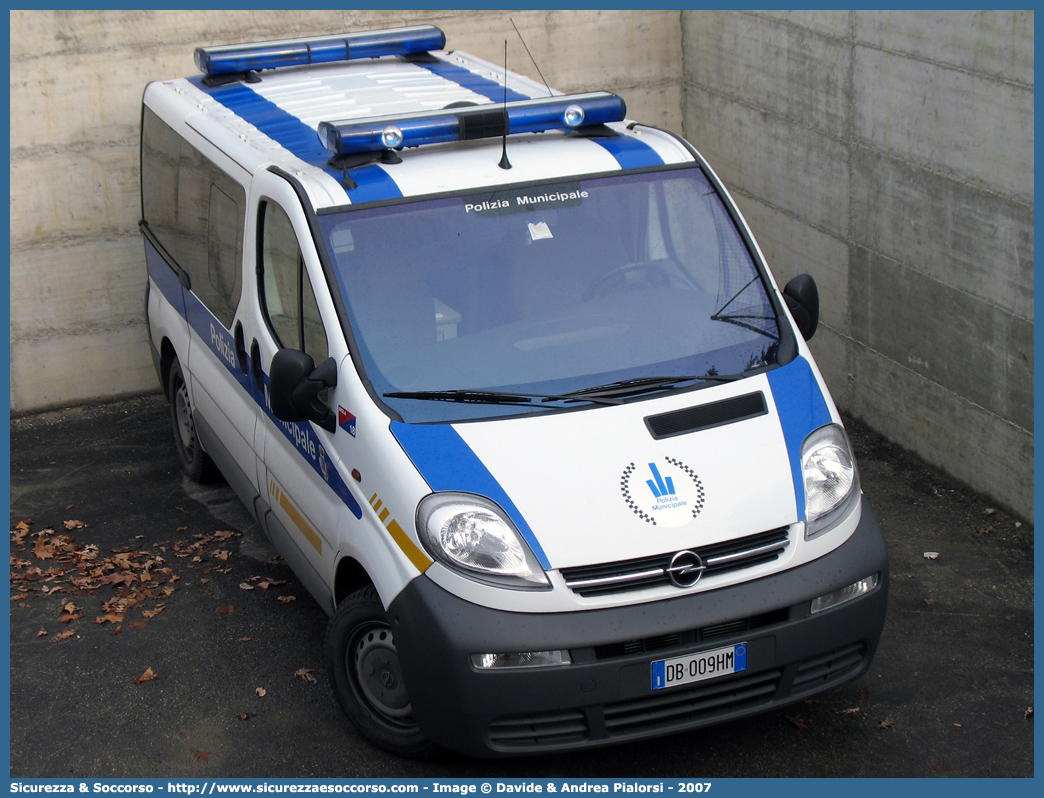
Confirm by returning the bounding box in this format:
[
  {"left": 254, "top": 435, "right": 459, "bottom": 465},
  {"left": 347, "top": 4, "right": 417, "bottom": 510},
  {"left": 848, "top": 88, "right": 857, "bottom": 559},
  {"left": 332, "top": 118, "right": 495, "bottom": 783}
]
[{"left": 388, "top": 496, "right": 888, "bottom": 757}]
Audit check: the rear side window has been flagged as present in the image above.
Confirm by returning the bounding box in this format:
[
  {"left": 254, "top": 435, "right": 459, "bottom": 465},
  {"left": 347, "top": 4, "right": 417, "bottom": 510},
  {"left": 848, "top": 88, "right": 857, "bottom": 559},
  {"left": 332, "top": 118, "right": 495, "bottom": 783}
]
[{"left": 141, "top": 107, "right": 245, "bottom": 328}]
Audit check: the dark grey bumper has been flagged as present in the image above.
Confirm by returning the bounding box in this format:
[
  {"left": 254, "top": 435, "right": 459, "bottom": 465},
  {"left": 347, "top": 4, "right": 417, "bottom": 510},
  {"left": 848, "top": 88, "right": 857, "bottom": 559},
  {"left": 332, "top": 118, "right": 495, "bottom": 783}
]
[{"left": 388, "top": 496, "right": 888, "bottom": 757}]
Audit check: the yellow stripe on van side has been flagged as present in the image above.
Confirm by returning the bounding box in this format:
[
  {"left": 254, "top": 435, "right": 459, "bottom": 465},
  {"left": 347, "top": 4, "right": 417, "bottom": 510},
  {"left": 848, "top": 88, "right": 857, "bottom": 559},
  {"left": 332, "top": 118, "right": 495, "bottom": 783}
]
[
  {"left": 368, "top": 492, "right": 432, "bottom": 573},
  {"left": 386, "top": 519, "right": 433, "bottom": 573},
  {"left": 278, "top": 491, "right": 323, "bottom": 555}
]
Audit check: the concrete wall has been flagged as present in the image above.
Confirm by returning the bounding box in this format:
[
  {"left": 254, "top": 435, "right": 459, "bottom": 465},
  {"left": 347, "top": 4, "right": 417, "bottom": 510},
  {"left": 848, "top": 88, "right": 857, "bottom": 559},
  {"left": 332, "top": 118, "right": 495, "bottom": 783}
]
[
  {"left": 682, "top": 10, "right": 1034, "bottom": 519},
  {"left": 8, "top": 8, "right": 682, "bottom": 410}
]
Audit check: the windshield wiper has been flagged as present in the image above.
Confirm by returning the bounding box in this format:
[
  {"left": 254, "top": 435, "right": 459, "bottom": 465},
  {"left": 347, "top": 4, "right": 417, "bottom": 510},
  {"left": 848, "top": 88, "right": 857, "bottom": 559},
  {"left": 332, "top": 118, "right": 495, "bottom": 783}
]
[
  {"left": 545, "top": 372, "right": 751, "bottom": 403},
  {"left": 383, "top": 389, "right": 547, "bottom": 406},
  {"left": 384, "top": 371, "right": 753, "bottom": 408},
  {"left": 384, "top": 388, "right": 626, "bottom": 407}
]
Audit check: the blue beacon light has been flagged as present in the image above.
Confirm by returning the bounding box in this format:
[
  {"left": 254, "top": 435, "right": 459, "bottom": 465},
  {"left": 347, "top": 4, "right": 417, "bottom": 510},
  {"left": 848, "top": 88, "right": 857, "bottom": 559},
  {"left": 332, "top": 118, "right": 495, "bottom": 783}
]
[
  {"left": 317, "top": 92, "right": 627, "bottom": 156},
  {"left": 194, "top": 25, "right": 446, "bottom": 77}
]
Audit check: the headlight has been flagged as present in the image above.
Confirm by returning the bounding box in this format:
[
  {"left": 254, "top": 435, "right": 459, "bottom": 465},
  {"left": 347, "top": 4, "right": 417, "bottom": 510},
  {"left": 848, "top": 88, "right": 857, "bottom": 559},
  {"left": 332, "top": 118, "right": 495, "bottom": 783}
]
[
  {"left": 801, "top": 424, "right": 859, "bottom": 539},
  {"left": 416, "top": 493, "right": 550, "bottom": 589}
]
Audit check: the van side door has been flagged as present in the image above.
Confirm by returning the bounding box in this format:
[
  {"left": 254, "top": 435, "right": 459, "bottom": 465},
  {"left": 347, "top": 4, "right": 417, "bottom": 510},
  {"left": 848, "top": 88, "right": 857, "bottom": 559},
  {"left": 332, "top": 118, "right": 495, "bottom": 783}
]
[{"left": 247, "top": 171, "right": 353, "bottom": 611}]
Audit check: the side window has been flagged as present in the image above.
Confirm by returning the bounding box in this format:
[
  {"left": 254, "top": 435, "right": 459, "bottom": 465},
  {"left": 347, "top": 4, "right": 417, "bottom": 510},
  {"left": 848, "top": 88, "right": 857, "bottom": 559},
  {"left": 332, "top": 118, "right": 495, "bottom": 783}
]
[
  {"left": 260, "top": 201, "right": 329, "bottom": 363},
  {"left": 141, "top": 108, "right": 245, "bottom": 328},
  {"left": 207, "top": 185, "right": 243, "bottom": 327}
]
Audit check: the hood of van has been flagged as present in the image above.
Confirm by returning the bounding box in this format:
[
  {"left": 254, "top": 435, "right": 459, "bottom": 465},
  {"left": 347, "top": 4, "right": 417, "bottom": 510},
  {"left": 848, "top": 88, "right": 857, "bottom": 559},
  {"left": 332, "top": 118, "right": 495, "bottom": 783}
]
[{"left": 391, "top": 357, "right": 833, "bottom": 571}]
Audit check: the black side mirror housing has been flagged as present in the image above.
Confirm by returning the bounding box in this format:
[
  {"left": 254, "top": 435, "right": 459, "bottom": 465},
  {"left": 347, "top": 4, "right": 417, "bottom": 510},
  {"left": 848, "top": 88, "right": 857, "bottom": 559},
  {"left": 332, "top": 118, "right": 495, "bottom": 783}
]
[
  {"left": 269, "top": 349, "right": 337, "bottom": 432},
  {"left": 783, "top": 273, "right": 820, "bottom": 341}
]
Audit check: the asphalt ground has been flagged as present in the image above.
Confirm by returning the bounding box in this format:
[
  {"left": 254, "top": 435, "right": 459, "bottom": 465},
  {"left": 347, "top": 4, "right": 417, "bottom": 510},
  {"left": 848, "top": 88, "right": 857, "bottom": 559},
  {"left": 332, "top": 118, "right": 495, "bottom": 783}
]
[{"left": 7, "top": 393, "right": 1034, "bottom": 779}]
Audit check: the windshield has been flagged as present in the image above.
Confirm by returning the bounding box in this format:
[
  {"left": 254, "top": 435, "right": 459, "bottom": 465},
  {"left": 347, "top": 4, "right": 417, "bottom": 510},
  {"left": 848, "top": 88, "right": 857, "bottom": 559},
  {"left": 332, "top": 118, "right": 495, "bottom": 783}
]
[{"left": 318, "top": 166, "right": 781, "bottom": 423}]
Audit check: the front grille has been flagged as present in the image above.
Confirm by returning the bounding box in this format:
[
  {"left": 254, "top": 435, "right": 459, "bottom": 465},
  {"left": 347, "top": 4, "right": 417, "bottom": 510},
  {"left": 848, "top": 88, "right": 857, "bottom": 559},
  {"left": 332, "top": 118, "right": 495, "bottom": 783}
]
[
  {"left": 487, "top": 709, "right": 588, "bottom": 748},
  {"left": 484, "top": 642, "right": 874, "bottom": 751},
  {"left": 561, "top": 527, "right": 789, "bottom": 597},
  {"left": 591, "top": 608, "right": 787, "bottom": 661},
  {"left": 792, "top": 643, "right": 867, "bottom": 692},
  {"left": 603, "top": 668, "right": 782, "bottom": 735}
]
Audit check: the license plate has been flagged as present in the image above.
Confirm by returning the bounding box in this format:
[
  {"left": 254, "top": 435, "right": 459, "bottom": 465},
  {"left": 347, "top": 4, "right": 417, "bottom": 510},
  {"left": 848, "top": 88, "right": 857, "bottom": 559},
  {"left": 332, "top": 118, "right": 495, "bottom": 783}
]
[{"left": 651, "top": 642, "right": 747, "bottom": 690}]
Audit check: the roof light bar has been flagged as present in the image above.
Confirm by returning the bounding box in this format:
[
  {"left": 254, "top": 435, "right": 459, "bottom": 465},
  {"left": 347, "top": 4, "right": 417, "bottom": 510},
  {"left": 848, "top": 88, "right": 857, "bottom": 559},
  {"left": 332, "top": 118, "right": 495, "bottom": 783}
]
[
  {"left": 317, "top": 92, "right": 627, "bottom": 156},
  {"left": 194, "top": 25, "right": 446, "bottom": 77}
]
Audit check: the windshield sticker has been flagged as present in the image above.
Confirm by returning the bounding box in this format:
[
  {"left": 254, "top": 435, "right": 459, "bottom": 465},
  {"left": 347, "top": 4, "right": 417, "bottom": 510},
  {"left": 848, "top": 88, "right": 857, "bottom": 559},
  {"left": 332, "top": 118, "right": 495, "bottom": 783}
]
[
  {"left": 527, "top": 220, "right": 553, "bottom": 241},
  {"left": 621, "top": 458, "right": 705, "bottom": 527},
  {"left": 463, "top": 183, "right": 588, "bottom": 216}
]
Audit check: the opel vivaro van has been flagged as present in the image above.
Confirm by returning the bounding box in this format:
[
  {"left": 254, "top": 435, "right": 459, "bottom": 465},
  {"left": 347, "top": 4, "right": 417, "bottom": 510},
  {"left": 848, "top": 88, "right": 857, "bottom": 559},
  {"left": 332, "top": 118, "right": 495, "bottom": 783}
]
[{"left": 141, "top": 25, "right": 888, "bottom": 758}]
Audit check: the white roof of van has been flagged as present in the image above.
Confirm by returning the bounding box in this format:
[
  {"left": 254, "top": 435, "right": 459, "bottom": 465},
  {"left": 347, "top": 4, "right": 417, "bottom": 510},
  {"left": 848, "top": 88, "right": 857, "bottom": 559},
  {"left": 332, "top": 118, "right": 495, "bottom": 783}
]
[{"left": 143, "top": 27, "right": 695, "bottom": 211}]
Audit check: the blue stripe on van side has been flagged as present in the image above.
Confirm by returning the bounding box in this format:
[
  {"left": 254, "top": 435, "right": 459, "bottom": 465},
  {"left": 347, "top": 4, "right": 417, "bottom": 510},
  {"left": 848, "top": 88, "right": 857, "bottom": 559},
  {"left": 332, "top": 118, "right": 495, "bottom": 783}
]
[
  {"left": 145, "top": 238, "right": 185, "bottom": 316},
  {"left": 188, "top": 77, "right": 403, "bottom": 203},
  {"left": 147, "top": 232, "right": 363, "bottom": 520},
  {"left": 766, "top": 357, "right": 832, "bottom": 521},
  {"left": 390, "top": 421, "right": 551, "bottom": 569}
]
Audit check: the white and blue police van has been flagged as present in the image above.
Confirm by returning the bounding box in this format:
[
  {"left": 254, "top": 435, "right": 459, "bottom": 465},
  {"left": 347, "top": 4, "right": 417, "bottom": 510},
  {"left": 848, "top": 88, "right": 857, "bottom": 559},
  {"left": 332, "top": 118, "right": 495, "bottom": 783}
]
[{"left": 141, "top": 25, "right": 888, "bottom": 758}]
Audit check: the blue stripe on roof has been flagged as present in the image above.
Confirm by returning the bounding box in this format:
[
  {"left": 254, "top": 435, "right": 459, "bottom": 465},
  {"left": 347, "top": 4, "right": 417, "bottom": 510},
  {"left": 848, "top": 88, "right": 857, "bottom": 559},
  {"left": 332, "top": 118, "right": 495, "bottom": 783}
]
[
  {"left": 189, "top": 76, "right": 403, "bottom": 203},
  {"left": 593, "top": 135, "right": 664, "bottom": 169},
  {"left": 416, "top": 57, "right": 532, "bottom": 103},
  {"left": 190, "top": 77, "right": 334, "bottom": 172}
]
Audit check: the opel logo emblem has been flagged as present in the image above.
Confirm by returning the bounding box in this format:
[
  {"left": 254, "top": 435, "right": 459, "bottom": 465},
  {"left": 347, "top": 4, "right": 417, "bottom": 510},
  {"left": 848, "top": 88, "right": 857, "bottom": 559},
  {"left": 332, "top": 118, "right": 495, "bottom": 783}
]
[{"left": 667, "top": 550, "right": 705, "bottom": 588}]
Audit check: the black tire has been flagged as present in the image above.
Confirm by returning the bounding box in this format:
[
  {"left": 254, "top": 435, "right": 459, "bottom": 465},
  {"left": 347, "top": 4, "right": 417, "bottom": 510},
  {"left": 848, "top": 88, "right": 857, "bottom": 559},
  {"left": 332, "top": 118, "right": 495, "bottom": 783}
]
[
  {"left": 167, "top": 359, "right": 220, "bottom": 483},
  {"left": 326, "top": 585, "right": 440, "bottom": 759}
]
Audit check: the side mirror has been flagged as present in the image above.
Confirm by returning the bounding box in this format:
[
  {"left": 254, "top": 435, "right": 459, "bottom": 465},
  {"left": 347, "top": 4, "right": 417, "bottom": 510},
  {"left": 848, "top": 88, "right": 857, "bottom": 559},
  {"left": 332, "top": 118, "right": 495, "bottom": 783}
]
[
  {"left": 783, "top": 274, "right": 819, "bottom": 341},
  {"left": 269, "top": 349, "right": 337, "bottom": 432}
]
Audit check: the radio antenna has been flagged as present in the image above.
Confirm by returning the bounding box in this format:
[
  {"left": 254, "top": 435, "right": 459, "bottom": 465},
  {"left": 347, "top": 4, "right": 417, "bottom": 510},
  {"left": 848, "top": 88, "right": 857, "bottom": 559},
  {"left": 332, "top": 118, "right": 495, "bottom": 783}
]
[
  {"left": 511, "top": 18, "right": 552, "bottom": 97},
  {"left": 498, "top": 39, "right": 511, "bottom": 170}
]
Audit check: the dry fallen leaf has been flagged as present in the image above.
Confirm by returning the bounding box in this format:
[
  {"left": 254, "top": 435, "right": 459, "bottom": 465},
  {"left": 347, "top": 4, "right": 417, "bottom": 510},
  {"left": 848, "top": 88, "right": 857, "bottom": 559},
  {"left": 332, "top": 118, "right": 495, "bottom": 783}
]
[
  {"left": 238, "top": 712, "right": 255, "bottom": 721},
  {"left": 924, "top": 598, "right": 936, "bottom": 605},
  {"left": 63, "top": 520, "right": 84, "bottom": 530},
  {"left": 51, "top": 629, "right": 75, "bottom": 643},
  {"left": 277, "top": 595, "right": 296, "bottom": 604},
  {"left": 877, "top": 717, "right": 896, "bottom": 730},
  {"left": 215, "top": 605, "right": 235, "bottom": 614},
  {"left": 294, "top": 668, "right": 318, "bottom": 684},
  {"left": 239, "top": 636, "right": 252, "bottom": 643},
  {"left": 923, "top": 552, "right": 940, "bottom": 560},
  {"left": 786, "top": 715, "right": 810, "bottom": 731},
  {"left": 35, "top": 630, "right": 47, "bottom": 638},
  {"left": 133, "top": 666, "right": 158, "bottom": 685},
  {"left": 255, "top": 687, "right": 267, "bottom": 697},
  {"left": 194, "top": 751, "right": 210, "bottom": 763},
  {"left": 841, "top": 708, "right": 861, "bottom": 715},
  {"left": 239, "top": 583, "right": 255, "bottom": 591}
]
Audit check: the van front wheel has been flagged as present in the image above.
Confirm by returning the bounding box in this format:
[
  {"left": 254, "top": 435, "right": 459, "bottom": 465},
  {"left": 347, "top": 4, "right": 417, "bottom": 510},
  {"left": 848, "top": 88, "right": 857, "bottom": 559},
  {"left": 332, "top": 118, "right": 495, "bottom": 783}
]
[
  {"left": 326, "top": 586, "right": 439, "bottom": 759},
  {"left": 167, "top": 359, "right": 219, "bottom": 483}
]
